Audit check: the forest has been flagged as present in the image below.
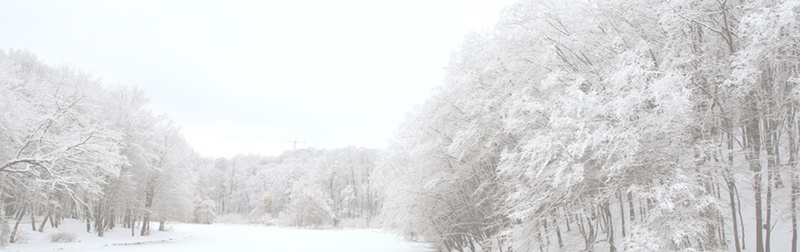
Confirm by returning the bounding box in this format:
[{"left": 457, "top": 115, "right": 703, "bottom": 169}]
[{"left": 3, "top": 0, "right": 800, "bottom": 251}]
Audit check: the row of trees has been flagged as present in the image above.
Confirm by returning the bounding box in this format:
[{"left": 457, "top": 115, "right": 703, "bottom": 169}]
[
  {"left": 193, "top": 147, "right": 381, "bottom": 228},
  {"left": 0, "top": 49, "right": 385, "bottom": 246},
  {"left": 378, "top": 0, "right": 800, "bottom": 251},
  {"left": 0, "top": 49, "right": 197, "bottom": 245}
]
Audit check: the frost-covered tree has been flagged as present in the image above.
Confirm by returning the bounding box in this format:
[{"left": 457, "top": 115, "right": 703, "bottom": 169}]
[
  {"left": 0, "top": 49, "right": 200, "bottom": 243},
  {"left": 378, "top": 0, "right": 800, "bottom": 251},
  {"left": 193, "top": 197, "right": 216, "bottom": 224},
  {"left": 192, "top": 147, "right": 381, "bottom": 227},
  {"left": 0, "top": 49, "right": 125, "bottom": 241}
]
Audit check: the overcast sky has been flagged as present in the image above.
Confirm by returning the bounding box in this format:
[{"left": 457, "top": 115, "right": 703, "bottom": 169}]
[{"left": 0, "top": 0, "right": 514, "bottom": 158}]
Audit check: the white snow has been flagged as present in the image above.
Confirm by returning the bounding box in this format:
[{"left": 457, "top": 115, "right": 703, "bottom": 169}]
[{"left": 4, "top": 220, "right": 432, "bottom": 252}]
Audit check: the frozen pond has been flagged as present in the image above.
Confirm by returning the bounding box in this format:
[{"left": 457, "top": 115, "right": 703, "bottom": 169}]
[{"left": 6, "top": 223, "right": 432, "bottom": 252}]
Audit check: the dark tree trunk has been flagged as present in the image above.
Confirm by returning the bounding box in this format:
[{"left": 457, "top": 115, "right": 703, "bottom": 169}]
[
  {"left": 604, "top": 202, "right": 616, "bottom": 252},
  {"left": 29, "top": 207, "right": 35, "bottom": 231},
  {"left": 789, "top": 106, "right": 799, "bottom": 252},
  {"left": 765, "top": 127, "right": 778, "bottom": 252},
  {"left": 141, "top": 216, "right": 149, "bottom": 236},
  {"left": 95, "top": 211, "right": 105, "bottom": 237},
  {"left": 727, "top": 133, "right": 742, "bottom": 252},
  {"left": 618, "top": 190, "right": 626, "bottom": 238},
  {"left": 555, "top": 216, "right": 564, "bottom": 249},
  {"left": 9, "top": 207, "right": 26, "bottom": 243},
  {"left": 159, "top": 219, "right": 166, "bottom": 231},
  {"left": 141, "top": 178, "right": 156, "bottom": 236},
  {"left": 794, "top": 171, "right": 799, "bottom": 252},
  {"left": 37, "top": 214, "right": 49, "bottom": 232},
  {"left": 736, "top": 181, "right": 746, "bottom": 250},
  {"left": 744, "top": 99, "right": 764, "bottom": 252}
]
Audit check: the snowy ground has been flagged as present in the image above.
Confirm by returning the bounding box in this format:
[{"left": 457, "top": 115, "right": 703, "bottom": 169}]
[{"left": 3, "top": 220, "right": 432, "bottom": 252}]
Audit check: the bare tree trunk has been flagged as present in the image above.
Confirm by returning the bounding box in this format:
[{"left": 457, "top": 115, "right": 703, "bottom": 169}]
[
  {"left": 141, "top": 178, "right": 156, "bottom": 236},
  {"left": 37, "top": 214, "right": 49, "bottom": 232},
  {"left": 714, "top": 181, "right": 724, "bottom": 248},
  {"left": 158, "top": 218, "right": 166, "bottom": 231},
  {"left": 604, "top": 201, "right": 616, "bottom": 252},
  {"left": 726, "top": 132, "right": 742, "bottom": 252},
  {"left": 618, "top": 190, "right": 626, "bottom": 238},
  {"left": 131, "top": 217, "right": 135, "bottom": 237},
  {"left": 9, "top": 207, "right": 25, "bottom": 243},
  {"left": 726, "top": 177, "right": 742, "bottom": 251},
  {"left": 50, "top": 212, "right": 59, "bottom": 228},
  {"left": 108, "top": 212, "right": 115, "bottom": 230},
  {"left": 555, "top": 216, "right": 564, "bottom": 249},
  {"left": 737, "top": 181, "right": 747, "bottom": 250},
  {"left": 541, "top": 218, "right": 551, "bottom": 247},
  {"left": 94, "top": 203, "right": 105, "bottom": 237},
  {"left": 564, "top": 209, "right": 571, "bottom": 232},
  {"left": 789, "top": 105, "right": 799, "bottom": 252},
  {"left": 765, "top": 126, "right": 778, "bottom": 252},
  {"left": 140, "top": 216, "right": 149, "bottom": 236},
  {"left": 744, "top": 101, "right": 764, "bottom": 252},
  {"left": 794, "top": 169, "right": 799, "bottom": 252},
  {"left": 85, "top": 202, "right": 91, "bottom": 233},
  {"left": 123, "top": 209, "right": 130, "bottom": 229},
  {"left": 29, "top": 205, "right": 35, "bottom": 231},
  {"left": 628, "top": 191, "right": 636, "bottom": 224}
]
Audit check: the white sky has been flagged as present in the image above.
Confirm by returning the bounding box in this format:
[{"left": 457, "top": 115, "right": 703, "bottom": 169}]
[{"left": 0, "top": 0, "right": 514, "bottom": 158}]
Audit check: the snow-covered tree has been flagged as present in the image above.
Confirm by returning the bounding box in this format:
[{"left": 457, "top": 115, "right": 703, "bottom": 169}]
[
  {"left": 0, "top": 49, "right": 200, "bottom": 243},
  {"left": 377, "top": 0, "right": 800, "bottom": 251}
]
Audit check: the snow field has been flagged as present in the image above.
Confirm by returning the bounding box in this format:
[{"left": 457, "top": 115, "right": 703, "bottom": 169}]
[{"left": 4, "top": 220, "right": 432, "bottom": 252}]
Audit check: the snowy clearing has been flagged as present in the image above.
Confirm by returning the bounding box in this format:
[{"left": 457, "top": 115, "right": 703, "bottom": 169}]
[{"left": 4, "top": 221, "right": 432, "bottom": 252}]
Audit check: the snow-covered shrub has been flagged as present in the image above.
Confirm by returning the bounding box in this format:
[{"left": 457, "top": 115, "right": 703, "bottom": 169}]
[
  {"left": 49, "top": 232, "right": 76, "bottom": 243},
  {"left": 193, "top": 198, "right": 216, "bottom": 224},
  {"left": 276, "top": 181, "right": 335, "bottom": 228}
]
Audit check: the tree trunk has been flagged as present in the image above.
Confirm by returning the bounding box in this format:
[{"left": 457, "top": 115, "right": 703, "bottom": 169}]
[
  {"left": 564, "top": 209, "right": 571, "bottom": 232},
  {"left": 765, "top": 127, "right": 778, "bottom": 252},
  {"left": 141, "top": 216, "right": 149, "bottom": 236},
  {"left": 737, "top": 180, "right": 746, "bottom": 250},
  {"left": 716, "top": 183, "right": 725, "bottom": 248},
  {"left": 604, "top": 201, "right": 616, "bottom": 252},
  {"left": 50, "top": 212, "right": 59, "bottom": 228},
  {"left": 541, "top": 218, "right": 551, "bottom": 247},
  {"left": 744, "top": 102, "right": 764, "bottom": 252},
  {"left": 9, "top": 207, "right": 25, "bottom": 243},
  {"left": 130, "top": 216, "right": 136, "bottom": 237},
  {"left": 159, "top": 219, "right": 166, "bottom": 231},
  {"left": 109, "top": 212, "right": 115, "bottom": 230},
  {"left": 628, "top": 191, "right": 636, "bottom": 224},
  {"left": 789, "top": 105, "right": 799, "bottom": 252},
  {"left": 141, "top": 178, "right": 156, "bottom": 236},
  {"left": 555, "top": 216, "right": 564, "bottom": 249},
  {"left": 29, "top": 206, "right": 35, "bottom": 231},
  {"left": 618, "top": 190, "right": 626, "bottom": 238},
  {"left": 727, "top": 133, "right": 742, "bottom": 252},
  {"left": 37, "top": 214, "right": 49, "bottom": 232},
  {"left": 95, "top": 211, "right": 104, "bottom": 237},
  {"left": 85, "top": 202, "right": 91, "bottom": 233},
  {"left": 794, "top": 170, "right": 799, "bottom": 252}
]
